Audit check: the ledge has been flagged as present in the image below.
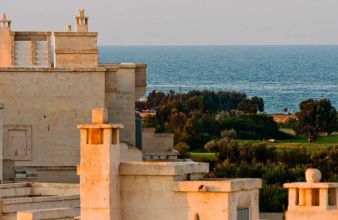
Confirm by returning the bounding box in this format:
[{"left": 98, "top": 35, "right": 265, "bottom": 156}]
[
  {"left": 0, "top": 67, "right": 107, "bottom": 72},
  {"left": 1, "top": 194, "right": 79, "bottom": 205},
  {"left": 99, "top": 63, "right": 147, "bottom": 70},
  {"left": 174, "top": 178, "right": 262, "bottom": 193},
  {"left": 54, "top": 49, "right": 98, "bottom": 54},
  {"left": 13, "top": 31, "right": 52, "bottom": 36},
  {"left": 0, "top": 182, "right": 31, "bottom": 189},
  {"left": 120, "top": 161, "right": 209, "bottom": 176},
  {"left": 17, "top": 208, "right": 80, "bottom": 220},
  {"left": 284, "top": 182, "right": 338, "bottom": 189},
  {"left": 54, "top": 32, "right": 98, "bottom": 37},
  {"left": 77, "top": 124, "right": 124, "bottom": 129}
]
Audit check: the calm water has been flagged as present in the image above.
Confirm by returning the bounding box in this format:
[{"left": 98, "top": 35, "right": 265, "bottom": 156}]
[{"left": 99, "top": 46, "right": 338, "bottom": 113}]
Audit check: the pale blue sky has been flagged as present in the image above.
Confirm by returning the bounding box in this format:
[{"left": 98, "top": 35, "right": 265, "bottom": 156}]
[{"left": 2, "top": 0, "right": 338, "bottom": 45}]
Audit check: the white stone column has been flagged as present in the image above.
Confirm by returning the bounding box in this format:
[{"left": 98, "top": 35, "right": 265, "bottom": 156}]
[
  {"left": 78, "top": 108, "right": 123, "bottom": 220},
  {"left": 288, "top": 188, "right": 298, "bottom": 209},
  {"left": 319, "top": 188, "right": 329, "bottom": 210}
]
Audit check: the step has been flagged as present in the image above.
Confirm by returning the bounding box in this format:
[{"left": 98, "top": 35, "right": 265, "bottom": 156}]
[
  {"left": 17, "top": 207, "right": 80, "bottom": 220},
  {"left": 1, "top": 195, "right": 80, "bottom": 214},
  {"left": 0, "top": 186, "right": 32, "bottom": 198},
  {"left": 0, "top": 183, "right": 32, "bottom": 198}
]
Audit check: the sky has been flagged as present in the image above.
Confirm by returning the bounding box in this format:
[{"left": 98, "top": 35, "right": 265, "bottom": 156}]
[{"left": 2, "top": 0, "right": 338, "bottom": 45}]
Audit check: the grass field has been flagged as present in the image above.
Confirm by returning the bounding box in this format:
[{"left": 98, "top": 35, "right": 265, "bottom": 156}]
[
  {"left": 237, "top": 133, "right": 338, "bottom": 152},
  {"left": 190, "top": 133, "right": 338, "bottom": 162},
  {"left": 190, "top": 152, "right": 217, "bottom": 161}
]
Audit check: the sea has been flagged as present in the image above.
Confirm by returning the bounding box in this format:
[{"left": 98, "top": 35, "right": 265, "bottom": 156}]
[{"left": 98, "top": 45, "right": 338, "bottom": 113}]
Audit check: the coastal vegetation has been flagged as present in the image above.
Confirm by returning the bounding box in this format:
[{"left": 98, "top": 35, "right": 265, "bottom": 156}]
[
  {"left": 294, "top": 99, "right": 337, "bottom": 142},
  {"left": 137, "top": 90, "right": 338, "bottom": 212},
  {"left": 137, "top": 90, "right": 291, "bottom": 151}
]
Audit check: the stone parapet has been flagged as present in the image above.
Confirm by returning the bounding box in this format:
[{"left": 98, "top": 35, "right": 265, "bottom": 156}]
[
  {"left": 120, "top": 161, "right": 209, "bottom": 177},
  {"left": 284, "top": 169, "right": 338, "bottom": 220},
  {"left": 0, "top": 67, "right": 107, "bottom": 72},
  {"left": 174, "top": 178, "right": 262, "bottom": 193},
  {"left": 284, "top": 182, "right": 338, "bottom": 189}
]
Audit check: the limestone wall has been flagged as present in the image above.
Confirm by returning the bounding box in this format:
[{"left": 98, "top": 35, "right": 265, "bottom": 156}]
[
  {"left": 102, "top": 63, "right": 147, "bottom": 147},
  {"left": 53, "top": 32, "right": 98, "bottom": 68},
  {"left": 0, "top": 68, "right": 106, "bottom": 168},
  {"left": 13, "top": 32, "right": 51, "bottom": 68},
  {"left": 0, "top": 104, "right": 4, "bottom": 181},
  {"left": 17, "top": 208, "right": 79, "bottom": 220},
  {"left": 142, "top": 128, "right": 174, "bottom": 152},
  {"left": 0, "top": 62, "right": 146, "bottom": 182},
  {"left": 119, "top": 162, "right": 261, "bottom": 220}
]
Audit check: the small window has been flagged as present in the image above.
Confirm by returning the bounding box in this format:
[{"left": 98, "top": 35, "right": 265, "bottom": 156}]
[{"left": 237, "top": 208, "right": 249, "bottom": 220}]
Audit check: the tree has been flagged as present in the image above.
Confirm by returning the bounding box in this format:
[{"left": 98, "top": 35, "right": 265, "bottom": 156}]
[
  {"left": 238, "top": 96, "right": 264, "bottom": 114},
  {"left": 295, "top": 99, "right": 337, "bottom": 142}
]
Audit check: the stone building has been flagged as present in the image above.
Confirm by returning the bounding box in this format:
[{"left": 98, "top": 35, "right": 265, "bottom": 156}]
[
  {"left": 284, "top": 168, "right": 338, "bottom": 220},
  {"left": 0, "top": 108, "right": 262, "bottom": 220},
  {"left": 0, "top": 11, "right": 146, "bottom": 182},
  {"left": 76, "top": 108, "right": 262, "bottom": 220},
  {"left": 0, "top": 10, "right": 264, "bottom": 220}
]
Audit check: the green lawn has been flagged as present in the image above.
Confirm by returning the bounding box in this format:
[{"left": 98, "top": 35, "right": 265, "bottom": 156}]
[
  {"left": 190, "top": 152, "right": 217, "bottom": 162},
  {"left": 190, "top": 134, "right": 338, "bottom": 162},
  {"left": 237, "top": 134, "right": 338, "bottom": 152}
]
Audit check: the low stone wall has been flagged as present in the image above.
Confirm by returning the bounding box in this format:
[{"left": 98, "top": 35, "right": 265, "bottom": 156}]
[{"left": 142, "top": 128, "right": 174, "bottom": 152}]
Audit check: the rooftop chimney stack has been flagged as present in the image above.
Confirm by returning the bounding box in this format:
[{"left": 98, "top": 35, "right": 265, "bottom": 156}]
[
  {"left": 75, "top": 9, "right": 88, "bottom": 32},
  {"left": 0, "top": 14, "right": 11, "bottom": 29}
]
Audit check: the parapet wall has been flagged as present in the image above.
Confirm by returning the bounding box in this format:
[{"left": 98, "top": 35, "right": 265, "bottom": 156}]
[
  {"left": 53, "top": 32, "right": 98, "bottom": 68},
  {"left": 142, "top": 128, "right": 174, "bottom": 152},
  {"left": 119, "top": 162, "right": 261, "bottom": 220}
]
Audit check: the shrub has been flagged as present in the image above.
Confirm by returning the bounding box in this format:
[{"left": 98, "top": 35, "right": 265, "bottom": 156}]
[
  {"left": 204, "top": 140, "right": 218, "bottom": 152},
  {"left": 175, "top": 142, "right": 190, "bottom": 158},
  {"left": 219, "top": 114, "right": 286, "bottom": 140},
  {"left": 259, "top": 184, "right": 288, "bottom": 212},
  {"left": 220, "top": 129, "right": 237, "bottom": 140}
]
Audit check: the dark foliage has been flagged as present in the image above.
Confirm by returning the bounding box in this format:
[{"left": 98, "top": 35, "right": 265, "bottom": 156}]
[
  {"left": 295, "top": 99, "right": 337, "bottom": 142},
  {"left": 219, "top": 114, "right": 293, "bottom": 140},
  {"left": 206, "top": 141, "right": 338, "bottom": 212}
]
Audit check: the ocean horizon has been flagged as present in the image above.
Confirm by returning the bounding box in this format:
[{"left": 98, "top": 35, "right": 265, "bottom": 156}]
[{"left": 98, "top": 45, "right": 338, "bottom": 113}]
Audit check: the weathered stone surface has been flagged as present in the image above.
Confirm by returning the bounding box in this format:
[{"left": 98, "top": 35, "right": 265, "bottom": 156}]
[
  {"left": 17, "top": 208, "right": 79, "bottom": 220},
  {"left": 305, "top": 168, "right": 322, "bottom": 183},
  {"left": 284, "top": 169, "right": 338, "bottom": 220}
]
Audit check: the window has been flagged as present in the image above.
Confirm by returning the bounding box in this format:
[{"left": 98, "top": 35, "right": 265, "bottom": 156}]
[{"left": 237, "top": 208, "right": 249, "bottom": 220}]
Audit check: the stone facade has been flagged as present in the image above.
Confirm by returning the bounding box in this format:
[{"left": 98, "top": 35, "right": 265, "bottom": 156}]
[
  {"left": 77, "top": 108, "right": 262, "bottom": 220},
  {"left": 0, "top": 10, "right": 266, "bottom": 220},
  {"left": 0, "top": 11, "right": 146, "bottom": 183}
]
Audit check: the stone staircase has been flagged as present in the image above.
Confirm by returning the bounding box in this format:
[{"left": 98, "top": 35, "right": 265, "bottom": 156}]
[{"left": 0, "top": 183, "right": 79, "bottom": 220}]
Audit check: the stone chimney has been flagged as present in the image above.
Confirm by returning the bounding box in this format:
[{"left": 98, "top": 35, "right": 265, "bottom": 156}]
[
  {"left": 0, "top": 13, "right": 13, "bottom": 67},
  {"left": 77, "top": 108, "right": 123, "bottom": 220},
  {"left": 75, "top": 9, "right": 89, "bottom": 32},
  {"left": 0, "top": 14, "right": 11, "bottom": 29}
]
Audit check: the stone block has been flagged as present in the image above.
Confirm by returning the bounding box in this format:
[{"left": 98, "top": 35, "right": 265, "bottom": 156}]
[
  {"left": 17, "top": 207, "right": 80, "bottom": 220},
  {"left": 91, "top": 108, "right": 108, "bottom": 124}
]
